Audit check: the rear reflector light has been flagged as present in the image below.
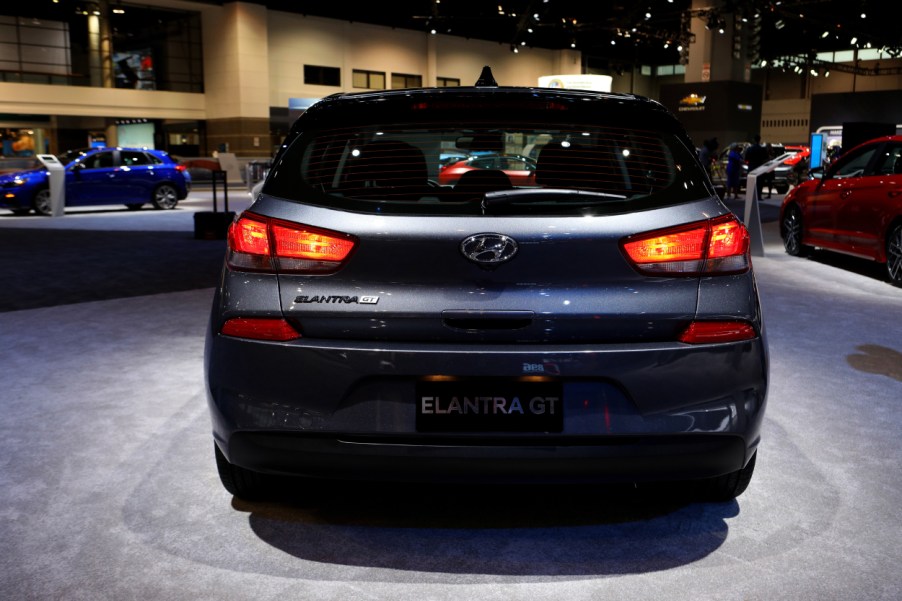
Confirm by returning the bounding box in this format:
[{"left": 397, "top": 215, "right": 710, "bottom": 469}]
[
  {"left": 220, "top": 317, "right": 301, "bottom": 341},
  {"left": 227, "top": 212, "right": 357, "bottom": 273},
  {"left": 679, "top": 320, "right": 757, "bottom": 344},
  {"left": 621, "top": 214, "right": 750, "bottom": 275}
]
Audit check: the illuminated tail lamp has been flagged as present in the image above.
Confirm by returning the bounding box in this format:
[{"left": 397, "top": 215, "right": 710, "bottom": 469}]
[
  {"left": 227, "top": 212, "right": 357, "bottom": 274},
  {"left": 220, "top": 317, "right": 301, "bottom": 341},
  {"left": 621, "top": 214, "right": 750, "bottom": 275},
  {"left": 679, "top": 320, "right": 757, "bottom": 344},
  {"left": 175, "top": 164, "right": 187, "bottom": 172}
]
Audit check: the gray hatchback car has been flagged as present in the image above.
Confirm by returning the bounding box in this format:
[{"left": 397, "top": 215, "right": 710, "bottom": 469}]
[{"left": 205, "top": 68, "right": 768, "bottom": 502}]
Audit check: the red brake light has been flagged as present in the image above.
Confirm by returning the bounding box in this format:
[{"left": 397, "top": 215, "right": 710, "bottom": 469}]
[
  {"left": 679, "top": 320, "right": 757, "bottom": 344},
  {"left": 220, "top": 317, "right": 301, "bottom": 341},
  {"left": 227, "top": 212, "right": 357, "bottom": 273},
  {"left": 175, "top": 164, "right": 187, "bottom": 172},
  {"left": 621, "top": 214, "right": 749, "bottom": 275}
]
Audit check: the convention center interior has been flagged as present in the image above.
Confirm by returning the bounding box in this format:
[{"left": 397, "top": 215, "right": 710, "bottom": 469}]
[{"left": 2, "top": 1, "right": 900, "bottom": 599}]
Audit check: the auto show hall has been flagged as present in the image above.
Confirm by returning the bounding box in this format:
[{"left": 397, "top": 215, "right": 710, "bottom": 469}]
[{"left": 1, "top": 190, "right": 901, "bottom": 600}]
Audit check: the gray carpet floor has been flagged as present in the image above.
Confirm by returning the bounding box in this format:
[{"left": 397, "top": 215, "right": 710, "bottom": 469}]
[{"left": 2, "top": 192, "right": 901, "bottom": 600}]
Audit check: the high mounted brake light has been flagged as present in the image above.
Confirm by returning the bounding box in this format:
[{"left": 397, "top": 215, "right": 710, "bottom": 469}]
[
  {"left": 621, "top": 214, "right": 750, "bottom": 276},
  {"left": 227, "top": 212, "right": 357, "bottom": 274}
]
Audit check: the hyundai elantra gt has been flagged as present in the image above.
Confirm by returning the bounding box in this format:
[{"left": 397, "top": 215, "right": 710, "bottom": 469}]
[{"left": 204, "top": 68, "right": 768, "bottom": 502}]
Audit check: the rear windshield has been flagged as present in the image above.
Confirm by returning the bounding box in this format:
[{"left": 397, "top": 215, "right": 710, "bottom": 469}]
[{"left": 265, "top": 112, "right": 711, "bottom": 216}]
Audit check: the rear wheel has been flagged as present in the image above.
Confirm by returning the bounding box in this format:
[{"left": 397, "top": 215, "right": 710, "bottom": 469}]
[
  {"left": 781, "top": 205, "right": 810, "bottom": 256},
  {"left": 887, "top": 223, "right": 902, "bottom": 287},
  {"left": 151, "top": 184, "right": 179, "bottom": 210},
  {"left": 697, "top": 451, "right": 757, "bottom": 502},
  {"left": 214, "top": 443, "right": 270, "bottom": 500},
  {"left": 32, "top": 187, "right": 52, "bottom": 216}
]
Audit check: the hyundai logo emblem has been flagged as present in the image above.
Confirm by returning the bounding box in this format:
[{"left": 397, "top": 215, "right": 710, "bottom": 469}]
[{"left": 461, "top": 233, "right": 518, "bottom": 266}]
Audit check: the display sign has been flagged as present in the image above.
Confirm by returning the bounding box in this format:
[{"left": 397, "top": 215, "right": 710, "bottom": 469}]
[
  {"left": 538, "top": 74, "right": 612, "bottom": 92},
  {"left": 36, "top": 154, "right": 65, "bottom": 217},
  {"left": 809, "top": 133, "right": 825, "bottom": 170}
]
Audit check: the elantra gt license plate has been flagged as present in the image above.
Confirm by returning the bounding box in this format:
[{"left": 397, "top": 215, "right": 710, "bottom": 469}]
[{"left": 416, "top": 378, "right": 563, "bottom": 432}]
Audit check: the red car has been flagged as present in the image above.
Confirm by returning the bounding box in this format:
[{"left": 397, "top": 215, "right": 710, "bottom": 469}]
[
  {"left": 438, "top": 154, "right": 536, "bottom": 186},
  {"left": 780, "top": 135, "right": 902, "bottom": 287}
]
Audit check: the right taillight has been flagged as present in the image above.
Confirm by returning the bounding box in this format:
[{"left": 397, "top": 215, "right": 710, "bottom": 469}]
[
  {"left": 621, "top": 214, "right": 750, "bottom": 276},
  {"left": 227, "top": 212, "right": 357, "bottom": 274}
]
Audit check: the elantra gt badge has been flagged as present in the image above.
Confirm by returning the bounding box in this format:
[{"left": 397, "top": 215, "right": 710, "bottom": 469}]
[
  {"left": 294, "top": 295, "right": 379, "bottom": 304},
  {"left": 461, "top": 233, "right": 518, "bottom": 266}
]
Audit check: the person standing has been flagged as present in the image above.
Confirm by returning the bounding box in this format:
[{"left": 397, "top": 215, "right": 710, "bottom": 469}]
[
  {"left": 726, "top": 143, "right": 743, "bottom": 199},
  {"left": 743, "top": 134, "right": 768, "bottom": 199}
]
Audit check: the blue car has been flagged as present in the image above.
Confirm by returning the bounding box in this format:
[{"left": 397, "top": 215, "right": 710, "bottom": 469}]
[{"left": 0, "top": 147, "right": 191, "bottom": 215}]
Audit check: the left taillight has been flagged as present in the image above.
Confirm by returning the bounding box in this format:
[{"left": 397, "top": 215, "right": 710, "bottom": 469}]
[
  {"left": 175, "top": 164, "right": 187, "bottom": 172},
  {"left": 220, "top": 317, "right": 301, "bottom": 341},
  {"left": 227, "top": 212, "right": 357, "bottom": 274},
  {"left": 621, "top": 214, "right": 750, "bottom": 276}
]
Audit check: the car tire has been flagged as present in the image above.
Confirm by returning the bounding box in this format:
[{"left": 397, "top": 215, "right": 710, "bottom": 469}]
[
  {"left": 125, "top": 203, "right": 144, "bottom": 211},
  {"left": 214, "top": 443, "right": 270, "bottom": 500},
  {"left": 781, "top": 205, "right": 810, "bottom": 257},
  {"left": 151, "top": 184, "right": 179, "bottom": 210},
  {"left": 32, "top": 187, "right": 52, "bottom": 216},
  {"left": 697, "top": 451, "right": 757, "bottom": 502},
  {"left": 886, "top": 223, "right": 902, "bottom": 288}
]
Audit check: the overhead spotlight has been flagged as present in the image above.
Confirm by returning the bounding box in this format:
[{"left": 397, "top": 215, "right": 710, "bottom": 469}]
[
  {"left": 851, "top": 36, "right": 858, "bottom": 45},
  {"left": 511, "top": 46, "right": 519, "bottom": 53},
  {"left": 611, "top": 39, "right": 616, "bottom": 45},
  {"left": 520, "top": 40, "right": 526, "bottom": 46},
  {"left": 810, "top": 68, "right": 818, "bottom": 76},
  {"left": 430, "top": 29, "right": 436, "bottom": 34},
  {"left": 824, "top": 70, "right": 830, "bottom": 77},
  {"left": 760, "top": 59, "right": 768, "bottom": 67},
  {"left": 860, "top": 12, "right": 866, "bottom": 19},
  {"left": 775, "top": 20, "right": 785, "bottom": 30},
  {"left": 645, "top": 12, "right": 651, "bottom": 20},
  {"left": 570, "top": 41, "right": 576, "bottom": 48},
  {"left": 821, "top": 31, "right": 829, "bottom": 38}
]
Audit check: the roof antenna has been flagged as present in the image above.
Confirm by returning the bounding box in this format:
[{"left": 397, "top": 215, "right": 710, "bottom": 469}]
[{"left": 475, "top": 66, "right": 497, "bottom": 87}]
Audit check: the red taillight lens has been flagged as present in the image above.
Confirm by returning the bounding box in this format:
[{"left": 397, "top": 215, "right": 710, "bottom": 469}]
[
  {"left": 621, "top": 214, "right": 749, "bottom": 275},
  {"left": 175, "top": 164, "right": 187, "bottom": 172},
  {"left": 220, "top": 317, "right": 301, "bottom": 341},
  {"left": 679, "top": 320, "right": 757, "bottom": 344},
  {"left": 227, "top": 212, "right": 357, "bottom": 273}
]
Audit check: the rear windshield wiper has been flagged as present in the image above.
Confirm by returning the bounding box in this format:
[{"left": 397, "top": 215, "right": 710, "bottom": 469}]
[{"left": 481, "top": 188, "right": 627, "bottom": 213}]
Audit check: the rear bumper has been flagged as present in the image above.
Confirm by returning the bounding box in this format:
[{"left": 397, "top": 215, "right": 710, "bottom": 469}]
[
  {"left": 223, "top": 431, "right": 750, "bottom": 483},
  {"left": 206, "top": 333, "right": 768, "bottom": 483}
]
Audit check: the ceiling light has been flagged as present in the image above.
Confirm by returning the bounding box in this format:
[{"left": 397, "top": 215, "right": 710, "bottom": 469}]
[
  {"left": 821, "top": 31, "right": 829, "bottom": 38},
  {"left": 851, "top": 37, "right": 858, "bottom": 45},
  {"left": 860, "top": 12, "right": 866, "bottom": 19}
]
